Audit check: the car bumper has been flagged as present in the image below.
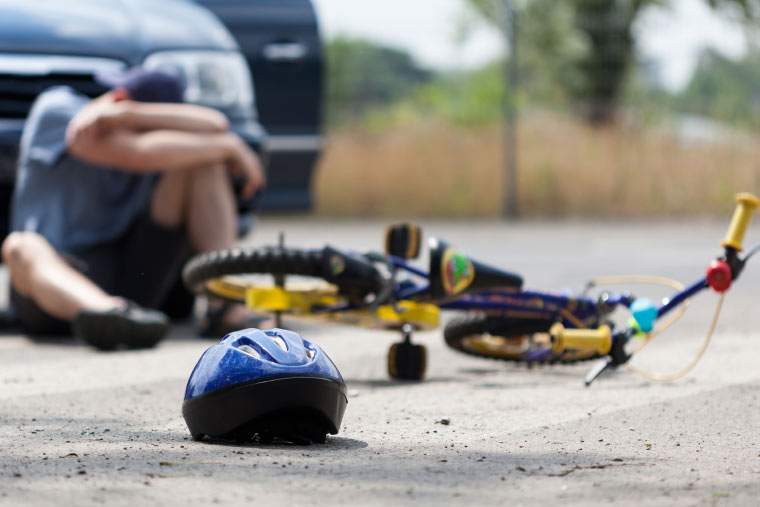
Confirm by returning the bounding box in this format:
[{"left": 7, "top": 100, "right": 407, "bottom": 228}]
[{"left": 260, "top": 133, "right": 322, "bottom": 211}]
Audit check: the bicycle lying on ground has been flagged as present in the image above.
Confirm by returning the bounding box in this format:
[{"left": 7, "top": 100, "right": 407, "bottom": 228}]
[
  {"left": 183, "top": 193, "right": 757, "bottom": 384},
  {"left": 183, "top": 221, "right": 526, "bottom": 381},
  {"left": 443, "top": 193, "right": 759, "bottom": 385}
]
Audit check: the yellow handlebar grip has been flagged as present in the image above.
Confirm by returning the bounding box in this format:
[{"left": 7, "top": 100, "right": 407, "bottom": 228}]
[
  {"left": 721, "top": 193, "right": 760, "bottom": 251},
  {"left": 550, "top": 323, "right": 613, "bottom": 355}
]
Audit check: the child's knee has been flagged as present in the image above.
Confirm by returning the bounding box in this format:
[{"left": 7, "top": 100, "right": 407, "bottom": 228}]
[
  {"left": 192, "top": 164, "right": 227, "bottom": 183},
  {"left": 2, "top": 231, "right": 52, "bottom": 271}
]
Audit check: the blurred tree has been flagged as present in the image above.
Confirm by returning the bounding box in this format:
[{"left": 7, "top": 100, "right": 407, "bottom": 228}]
[
  {"left": 325, "top": 37, "right": 432, "bottom": 125},
  {"left": 409, "top": 63, "right": 507, "bottom": 125},
  {"left": 460, "top": 0, "right": 584, "bottom": 107},
  {"left": 677, "top": 47, "right": 760, "bottom": 128},
  {"left": 572, "top": 0, "right": 638, "bottom": 124},
  {"left": 465, "top": 0, "right": 759, "bottom": 125}
]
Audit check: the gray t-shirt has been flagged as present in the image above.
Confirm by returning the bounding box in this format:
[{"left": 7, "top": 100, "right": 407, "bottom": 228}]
[{"left": 11, "top": 87, "right": 157, "bottom": 254}]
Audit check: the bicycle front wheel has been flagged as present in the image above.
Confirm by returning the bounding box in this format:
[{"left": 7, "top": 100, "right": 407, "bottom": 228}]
[{"left": 444, "top": 315, "right": 601, "bottom": 364}]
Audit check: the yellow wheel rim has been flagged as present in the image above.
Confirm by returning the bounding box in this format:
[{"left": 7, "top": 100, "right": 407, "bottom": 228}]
[
  {"left": 459, "top": 333, "right": 599, "bottom": 362},
  {"left": 460, "top": 334, "right": 531, "bottom": 359}
]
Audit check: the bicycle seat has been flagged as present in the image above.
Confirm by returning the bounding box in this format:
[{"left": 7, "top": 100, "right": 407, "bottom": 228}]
[{"left": 428, "top": 239, "right": 523, "bottom": 298}]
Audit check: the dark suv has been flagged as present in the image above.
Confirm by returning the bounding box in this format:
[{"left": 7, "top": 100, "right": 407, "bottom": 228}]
[
  {"left": 197, "top": 0, "right": 322, "bottom": 212},
  {"left": 0, "top": 0, "right": 322, "bottom": 238}
]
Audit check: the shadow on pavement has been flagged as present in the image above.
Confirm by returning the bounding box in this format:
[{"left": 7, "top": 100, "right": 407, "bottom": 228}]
[
  {"left": 195, "top": 435, "right": 369, "bottom": 452},
  {"left": 344, "top": 376, "right": 462, "bottom": 389},
  {"left": 19, "top": 335, "right": 82, "bottom": 347}
]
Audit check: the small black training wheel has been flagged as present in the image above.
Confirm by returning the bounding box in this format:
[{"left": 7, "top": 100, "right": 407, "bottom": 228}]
[
  {"left": 387, "top": 324, "right": 427, "bottom": 381},
  {"left": 273, "top": 231, "right": 286, "bottom": 328}
]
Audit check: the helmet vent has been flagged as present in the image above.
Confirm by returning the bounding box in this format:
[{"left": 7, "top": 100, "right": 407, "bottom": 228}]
[
  {"left": 237, "top": 344, "right": 261, "bottom": 359},
  {"left": 267, "top": 333, "right": 288, "bottom": 352}
]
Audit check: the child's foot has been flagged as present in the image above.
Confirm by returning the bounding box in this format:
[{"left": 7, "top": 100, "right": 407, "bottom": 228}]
[
  {"left": 199, "top": 299, "right": 274, "bottom": 338},
  {"left": 73, "top": 302, "right": 170, "bottom": 351}
]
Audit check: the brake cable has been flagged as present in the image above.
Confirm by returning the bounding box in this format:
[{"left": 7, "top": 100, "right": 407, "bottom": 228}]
[
  {"left": 743, "top": 243, "right": 760, "bottom": 261},
  {"left": 627, "top": 294, "right": 725, "bottom": 382},
  {"left": 586, "top": 274, "right": 709, "bottom": 382},
  {"left": 628, "top": 245, "right": 757, "bottom": 381},
  {"left": 588, "top": 274, "right": 688, "bottom": 334},
  {"left": 612, "top": 242, "right": 760, "bottom": 383}
]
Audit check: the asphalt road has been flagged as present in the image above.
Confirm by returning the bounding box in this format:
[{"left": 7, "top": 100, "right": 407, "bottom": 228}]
[{"left": 1, "top": 219, "right": 759, "bottom": 506}]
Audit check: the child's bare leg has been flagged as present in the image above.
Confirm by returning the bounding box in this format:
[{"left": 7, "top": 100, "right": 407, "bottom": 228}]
[
  {"left": 150, "top": 165, "right": 236, "bottom": 250},
  {"left": 186, "top": 165, "right": 267, "bottom": 326},
  {"left": 150, "top": 169, "right": 191, "bottom": 229},
  {"left": 2, "top": 232, "right": 122, "bottom": 321},
  {"left": 150, "top": 166, "right": 263, "bottom": 329},
  {"left": 186, "top": 165, "right": 237, "bottom": 252}
]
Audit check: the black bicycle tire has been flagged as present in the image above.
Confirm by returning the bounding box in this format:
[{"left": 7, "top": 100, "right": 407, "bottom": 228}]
[
  {"left": 444, "top": 314, "right": 599, "bottom": 365},
  {"left": 183, "top": 246, "right": 326, "bottom": 296}
]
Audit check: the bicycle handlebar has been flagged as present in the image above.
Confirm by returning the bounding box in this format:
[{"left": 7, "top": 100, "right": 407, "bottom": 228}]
[
  {"left": 573, "top": 193, "right": 759, "bottom": 385},
  {"left": 550, "top": 323, "right": 613, "bottom": 355},
  {"left": 721, "top": 193, "right": 759, "bottom": 252}
]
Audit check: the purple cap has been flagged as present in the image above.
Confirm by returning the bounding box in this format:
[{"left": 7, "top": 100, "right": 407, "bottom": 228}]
[{"left": 96, "top": 67, "right": 186, "bottom": 103}]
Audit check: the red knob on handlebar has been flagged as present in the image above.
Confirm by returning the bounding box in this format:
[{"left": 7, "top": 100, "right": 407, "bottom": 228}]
[{"left": 706, "top": 260, "right": 732, "bottom": 293}]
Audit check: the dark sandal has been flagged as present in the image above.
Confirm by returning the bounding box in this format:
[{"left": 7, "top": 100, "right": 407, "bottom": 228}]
[
  {"left": 73, "top": 302, "right": 170, "bottom": 351},
  {"left": 199, "top": 301, "right": 272, "bottom": 339}
]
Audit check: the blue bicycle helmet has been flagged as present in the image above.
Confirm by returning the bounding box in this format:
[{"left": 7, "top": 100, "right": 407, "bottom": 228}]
[{"left": 182, "top": 328, "right": 347, "bottom": 444}]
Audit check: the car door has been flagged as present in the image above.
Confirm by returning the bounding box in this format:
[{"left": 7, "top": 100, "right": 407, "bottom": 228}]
[{"left": 197, "top": 0, "right": 323, "bottom": 211}]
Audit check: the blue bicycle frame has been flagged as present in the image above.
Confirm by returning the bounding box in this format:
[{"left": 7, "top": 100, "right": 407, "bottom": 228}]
[{"left": 388, "top": 254, "right": 709, "bottom": 332}]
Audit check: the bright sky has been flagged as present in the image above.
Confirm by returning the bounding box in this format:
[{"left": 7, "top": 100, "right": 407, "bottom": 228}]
[{"left": 312, "top": 0, "right": 748, "bottom": 91}]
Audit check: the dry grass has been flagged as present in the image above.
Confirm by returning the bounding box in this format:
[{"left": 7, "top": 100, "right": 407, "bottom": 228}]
[{"left": 314, "top": 113, "right": 760, "bottom": 218}]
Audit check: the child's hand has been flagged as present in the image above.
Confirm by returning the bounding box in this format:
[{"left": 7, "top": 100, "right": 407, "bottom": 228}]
[
  {"left": 66, "top": 94, "right": 128, "bottom": 146},
  {"left": 226, "top": 134, "right": 266, "bottom": 198}
]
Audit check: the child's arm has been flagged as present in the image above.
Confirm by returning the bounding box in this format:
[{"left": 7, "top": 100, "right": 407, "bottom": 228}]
[
  {"left": 67, "top": 126, "right": 264, "bottom": 198},
  {"left": 97, "top": 100, "right": 230, "bottom": 133}
]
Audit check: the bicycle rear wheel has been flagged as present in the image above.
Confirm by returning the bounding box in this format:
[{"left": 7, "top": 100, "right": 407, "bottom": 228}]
[{"left": 183, "top": 246, "right": 385, "bottom": 304}]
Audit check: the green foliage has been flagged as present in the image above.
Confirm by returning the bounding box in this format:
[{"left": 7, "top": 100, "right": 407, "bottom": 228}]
[
  {"left": 464, "top": 0, "right": 643, "bottom": 123},
  {"left": 406, "top": 64, "right": 506, "bottom": 126},
  {"left": 325, "top": 36, "right": 509, "bottom": 129},
  {"left": 707, "top": 0, "right": 760, "bottom": 17},
  {"left": 619, "top": 64, "right": 673, "bottom": 125},
  {"left": 515, "top": 0, "right": 586, "bottom": 105},
  {"left": 464, "top": 0, "right": 584, "bottom": 104},
  {"left": 325, "top": 36, "right": 432, "bottom": 125},
  {"left": 357, "top": 0, "right": 586, "bottom": 129},
  {"left": 323, "top": 3, "right": 760, "bottom": 132},
  {"left": 676, "top": 47, "right": 760, "bottom": 128},
  {"left": 463, "top": 0, "right": 760, "bottom": 124},
  {"left": 349, "top": 67, "right": 500, "bottom": 132}
]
